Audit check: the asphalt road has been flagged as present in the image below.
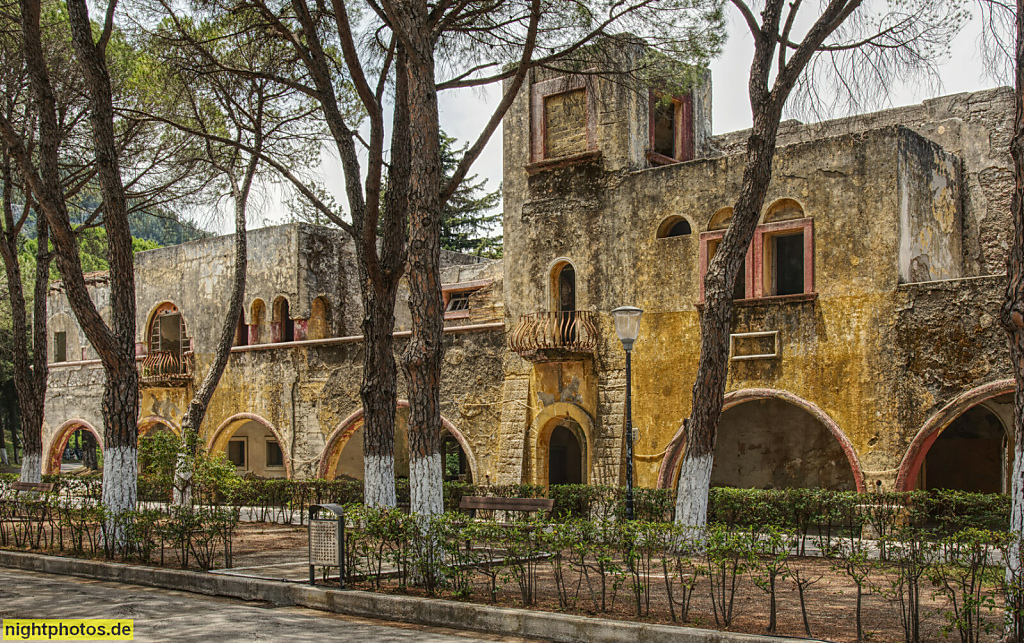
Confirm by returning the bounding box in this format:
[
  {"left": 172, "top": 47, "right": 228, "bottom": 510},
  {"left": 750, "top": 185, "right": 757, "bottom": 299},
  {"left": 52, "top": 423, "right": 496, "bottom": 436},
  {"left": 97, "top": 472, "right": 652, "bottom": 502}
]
[{"left": 0, "top": 567, "right": 539, "bottom": 642}]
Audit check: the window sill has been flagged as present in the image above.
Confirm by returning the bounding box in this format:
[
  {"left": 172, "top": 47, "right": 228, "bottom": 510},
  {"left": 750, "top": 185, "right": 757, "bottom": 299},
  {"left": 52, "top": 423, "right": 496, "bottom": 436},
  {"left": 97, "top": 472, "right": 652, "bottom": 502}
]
[
  {"left": 646, "top": 150, "right": 682, "bottom": 166},
  {"left": 444, "top": 310, "right": 471, "bottom": 320},
  {"left": 525, "top": 150, "right": 602, "bottom": 175},
  {"left": 697, "top": 292, "right": 817, "bottom": 309}
]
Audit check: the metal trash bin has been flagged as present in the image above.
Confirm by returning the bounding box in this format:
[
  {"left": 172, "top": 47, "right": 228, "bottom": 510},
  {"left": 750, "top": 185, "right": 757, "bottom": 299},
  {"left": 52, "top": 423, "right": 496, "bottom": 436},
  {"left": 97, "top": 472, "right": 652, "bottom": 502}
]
[{"left": 308, "top": 504, "right": 345, "bottom": 588}]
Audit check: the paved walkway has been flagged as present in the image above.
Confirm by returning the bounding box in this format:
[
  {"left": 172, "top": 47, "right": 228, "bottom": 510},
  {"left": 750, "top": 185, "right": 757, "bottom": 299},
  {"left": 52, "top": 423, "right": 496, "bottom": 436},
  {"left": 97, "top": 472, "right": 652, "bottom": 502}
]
[{"left": 0, "top": 567, "right": 539, "bottom": 642}]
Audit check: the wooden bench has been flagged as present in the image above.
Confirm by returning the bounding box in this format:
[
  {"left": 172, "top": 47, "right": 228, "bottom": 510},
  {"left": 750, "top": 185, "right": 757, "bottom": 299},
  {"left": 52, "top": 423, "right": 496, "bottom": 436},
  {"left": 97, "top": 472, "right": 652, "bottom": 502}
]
[
  {"left": 10, "top": 482, "right": 54, "bottom": 496},
  {"left": 459, "top": 496, "right": 554, "bottom": 519}
]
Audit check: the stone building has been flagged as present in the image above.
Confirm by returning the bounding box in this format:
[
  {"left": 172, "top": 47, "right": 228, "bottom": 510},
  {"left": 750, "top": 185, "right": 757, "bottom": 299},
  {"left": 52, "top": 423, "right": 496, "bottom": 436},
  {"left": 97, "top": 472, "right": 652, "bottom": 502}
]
[
  {"left": 44, "top": 224, "right": 506, "bottom": 482},
  {"left": 42, "top": 53, "right": 1018, "bottom": 496}
]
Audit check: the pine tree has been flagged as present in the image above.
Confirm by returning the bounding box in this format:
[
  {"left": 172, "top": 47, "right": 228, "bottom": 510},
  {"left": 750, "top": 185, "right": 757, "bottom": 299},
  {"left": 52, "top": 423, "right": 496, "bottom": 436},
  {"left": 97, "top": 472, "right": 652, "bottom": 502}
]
[{"left": 439, "top": 133, "right": 501, "bottom": 258}]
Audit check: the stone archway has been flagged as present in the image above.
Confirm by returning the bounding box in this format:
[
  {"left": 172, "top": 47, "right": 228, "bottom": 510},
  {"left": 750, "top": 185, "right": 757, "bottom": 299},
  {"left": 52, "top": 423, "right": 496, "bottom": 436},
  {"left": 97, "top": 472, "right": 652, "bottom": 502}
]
[
  {"left": 138, "top": 416, "right": 180, "bottom": 438},
  {"left": 207, "top": 413, "right": 292, "bottom": 478},
  {"left": 530, "top": 402, "right": 594, "bottom": 487},
  {"left": 46, "top": 419, "right": 104, "bottom": 475},
  {"left": 897, "top": 379, "right": 1015, "bottom": 492},
  {"left": 658, "top": 388, "right": 865, "bottom": 492},
  {"left": 318, "top": 401, "right": 477, "bottom": 482}
]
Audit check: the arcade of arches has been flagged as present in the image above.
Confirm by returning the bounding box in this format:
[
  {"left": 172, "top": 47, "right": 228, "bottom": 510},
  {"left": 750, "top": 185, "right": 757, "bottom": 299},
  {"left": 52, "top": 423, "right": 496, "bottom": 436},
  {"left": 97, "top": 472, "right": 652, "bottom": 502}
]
[
  {"left": 42, "top": 394, "right": 1015, "bottom": 493},
  {"left": 323, "top": 407, "right": 472, "bottom": 483},
  {"left": 698, "top": 398, "right": 859, "bottom": 491}
]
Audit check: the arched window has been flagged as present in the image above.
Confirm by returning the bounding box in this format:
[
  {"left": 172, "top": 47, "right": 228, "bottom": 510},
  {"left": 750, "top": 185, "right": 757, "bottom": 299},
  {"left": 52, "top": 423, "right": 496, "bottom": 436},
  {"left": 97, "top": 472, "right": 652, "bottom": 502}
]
[
  {"left": 250, "top": 299, "right": 267, "bottom": 344},
  {"left": 657, "top": 216, "right": 692, "bottom": 239},
  {"left": 273, "top": 297, "right": 294, "bottom": 343},
  {"left": 707, "top": 207, "right": 733, "bottom": 231},
  {"left": 234, "top": 311, "right": 248, "bottom": 347},
  {"left": 698, "top": 200, "right": 813, "bottom": 302},
  {"left": 763, "top": 198, "right": 805, "bottom": 223},
  {"left": 551, "top": 262, "right": 577, "bottom": 344},
  {"left": 146, "top": 303, "right": 190, "bottom": 377},
  {"left": 308, "top": 297, "right": 332, "bottom": 340}
]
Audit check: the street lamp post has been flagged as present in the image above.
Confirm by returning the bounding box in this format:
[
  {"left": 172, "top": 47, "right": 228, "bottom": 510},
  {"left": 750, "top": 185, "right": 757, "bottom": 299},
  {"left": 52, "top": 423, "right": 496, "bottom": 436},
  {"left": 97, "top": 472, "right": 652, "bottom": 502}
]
[{"left": 611, "top": 306, "right": 642, "bottom": 520}]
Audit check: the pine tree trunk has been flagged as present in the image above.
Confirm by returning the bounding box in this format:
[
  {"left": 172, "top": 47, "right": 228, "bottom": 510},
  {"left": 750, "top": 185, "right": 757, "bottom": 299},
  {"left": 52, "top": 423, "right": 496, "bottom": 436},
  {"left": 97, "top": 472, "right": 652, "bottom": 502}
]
[
  {"left": 401, "top": 41, "right": 445, "bottom": 518},
  {"left": 675, "top": 102, "right": 783, "bottom": 527},
  {"left": 9, "top": 399, "right": 19, "bottom": 464},
  {"left": 360, "top": 288, "right": 399, "bottom": 506},
  {"left": 66, "top": 0, "right": 140, "bottom": 522},
  {"left": 82, "top": 432, "right": 98, "bottom": 470},
  {"left": 1002, "top": 4, "right": 1024, "bottom": 642},
  {"left": 357, "top": 46, "right": 411, "bottom": 509},
  {"left": 673, "top": 0, "right": 817, "bottom": 528},
  {"left": 100, "top": 370, "right": 138, "bottom": 518},
  {"left": 173, "top": 159, "right": 253, "bottom": 506},
  {"left": 0, "top": 157, "right": 49, "bottom": 484}
]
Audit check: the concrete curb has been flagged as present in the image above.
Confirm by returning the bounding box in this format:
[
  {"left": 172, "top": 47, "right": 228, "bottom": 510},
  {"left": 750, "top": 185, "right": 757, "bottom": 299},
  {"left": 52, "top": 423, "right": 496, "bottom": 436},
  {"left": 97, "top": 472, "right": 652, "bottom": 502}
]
[{"left": 0, "top": 550, "right": 816, "bottom": 643}]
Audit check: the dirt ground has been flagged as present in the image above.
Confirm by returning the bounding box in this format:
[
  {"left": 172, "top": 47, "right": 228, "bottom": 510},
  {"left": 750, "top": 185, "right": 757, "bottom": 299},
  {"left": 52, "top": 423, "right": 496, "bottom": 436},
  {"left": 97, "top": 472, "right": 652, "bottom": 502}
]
[{"left": 220, "top": 524, "right": 1007, "bottom": 643}]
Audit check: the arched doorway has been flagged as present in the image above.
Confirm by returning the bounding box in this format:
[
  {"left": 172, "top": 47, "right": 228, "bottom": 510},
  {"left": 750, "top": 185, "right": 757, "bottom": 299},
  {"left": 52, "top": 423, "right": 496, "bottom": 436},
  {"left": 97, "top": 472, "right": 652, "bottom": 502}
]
[
  {"left": 207, "top": 414, "right": 290, "bottom": 478},
  {"left": 46, "top": 420, "right": 104, "bottom": 475},
  {"left": 320, "top": 403, "right": 475, "bottom": 482},
  {"left": 659, "top": 389, "right": 863, "bottom": 491},
  {"left": 548, "top": 421, "right": 584, "bottom": 485},
  {"left": 897, "top": 380, "right": 1015, "bottom": 492},
  {"left": 919, "top": 399, "right": 1011, "bottom": 493},
  {"left": 708, "top": 398, "right": 857, "bottom": 490}
]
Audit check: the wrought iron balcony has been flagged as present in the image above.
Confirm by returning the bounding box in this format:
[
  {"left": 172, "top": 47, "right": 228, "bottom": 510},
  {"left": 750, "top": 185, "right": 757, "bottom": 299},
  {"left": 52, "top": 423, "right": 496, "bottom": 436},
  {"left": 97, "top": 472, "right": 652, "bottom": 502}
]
[
  {"left": 139, "top": 350, "right": 194, "bottom": 387},
  {"left": 509, "top": 310, "right": 599, "bottom": 357}
]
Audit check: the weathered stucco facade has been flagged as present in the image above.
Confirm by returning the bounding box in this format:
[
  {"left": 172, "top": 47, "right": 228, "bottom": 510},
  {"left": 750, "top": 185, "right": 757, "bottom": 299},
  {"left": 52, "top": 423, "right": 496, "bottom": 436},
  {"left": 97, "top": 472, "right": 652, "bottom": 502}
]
[
  {"left": 44, "top": 224, "right": 504, "bottom": 482},
  {"left": 43, "top": 53, "right": 1019, "bottom": 497},
  {"left": 498, "top": 48, "right": 1016, "bottom": 496}
]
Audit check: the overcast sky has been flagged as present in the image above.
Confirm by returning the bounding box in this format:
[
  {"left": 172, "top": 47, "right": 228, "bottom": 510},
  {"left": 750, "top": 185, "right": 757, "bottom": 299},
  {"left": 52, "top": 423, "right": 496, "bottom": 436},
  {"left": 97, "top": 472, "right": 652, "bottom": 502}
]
[{"left": 241, "top": 4, "right": 1008, "bottom": 233}]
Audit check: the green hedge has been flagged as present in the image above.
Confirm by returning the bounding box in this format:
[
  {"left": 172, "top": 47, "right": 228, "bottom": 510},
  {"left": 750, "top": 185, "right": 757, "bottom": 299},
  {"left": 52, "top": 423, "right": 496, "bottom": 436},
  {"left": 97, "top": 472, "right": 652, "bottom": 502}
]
[{"left": 25, "top": 474, "right": 1015, "bottom": 534}]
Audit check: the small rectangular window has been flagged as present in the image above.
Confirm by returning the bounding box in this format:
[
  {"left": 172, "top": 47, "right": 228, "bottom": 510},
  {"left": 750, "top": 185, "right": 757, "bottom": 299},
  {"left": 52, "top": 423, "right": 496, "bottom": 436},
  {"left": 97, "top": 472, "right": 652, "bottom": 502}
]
[
  {"left": 769, "top": 232, "right": 805, "bottom": 296},
  {"left": 648, "top": 93, "right": 694, "bottom": 164},
  {"left": 653, "top": 101, "right": 676, "bottom": 158},
  {"left": 445, "top": 292, "right": 472, "bottom": 312},
  {"left": 227, "top": 439, "right": 246, "bottom": 468},
  {"left": 54, "top": 332, "right": 67, "bottom": 363},
  {"left": 266, "top": 440, "right": 284, "bottom": 468}
]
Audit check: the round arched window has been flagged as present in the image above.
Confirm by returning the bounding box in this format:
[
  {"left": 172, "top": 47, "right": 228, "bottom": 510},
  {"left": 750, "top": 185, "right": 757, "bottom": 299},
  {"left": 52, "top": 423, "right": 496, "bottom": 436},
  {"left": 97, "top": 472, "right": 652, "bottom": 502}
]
[{"left": 657, "top": 216, "right": 692, "bottom": 238}]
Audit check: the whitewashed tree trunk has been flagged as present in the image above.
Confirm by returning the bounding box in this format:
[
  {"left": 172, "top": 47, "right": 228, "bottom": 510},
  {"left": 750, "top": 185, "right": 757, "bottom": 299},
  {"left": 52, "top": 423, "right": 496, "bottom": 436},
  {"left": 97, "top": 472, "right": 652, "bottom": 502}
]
[
  {"left": 1, "top": 447, "right": 9, "bottom": 466},
  {"left": 364, "top": 455, "right": 397, "bottom": 508},
  {"left": 1005, "top": 434, "right": 1024, "bottom": 640},
  {"left": 674, "top": 452, "right": 713, "bottom": 531},
  {"left": 409, "top": 451, "right": 444, "bottom": 517},
  {"left": 19, "top": 452, "right": 40, "bottom": 483},
  {"left": 102, "top": 446, "right": 137, "bottom": 542},
  {"left": 172, "top": 446, "right": 193, "bottom": 508},
  {"left": 102, "top": 446, "right": 137, "bottom": 510}
]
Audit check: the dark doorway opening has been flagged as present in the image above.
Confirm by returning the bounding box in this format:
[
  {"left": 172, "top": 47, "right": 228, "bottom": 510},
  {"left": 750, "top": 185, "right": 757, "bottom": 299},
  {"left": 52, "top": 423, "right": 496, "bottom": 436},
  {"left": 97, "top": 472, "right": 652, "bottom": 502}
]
[
  {"left": 923, "top": 405, "right": 1006, "bottom": 494},
  {"left": 548, "top": 422, "right": 583, "bottom": 485}
]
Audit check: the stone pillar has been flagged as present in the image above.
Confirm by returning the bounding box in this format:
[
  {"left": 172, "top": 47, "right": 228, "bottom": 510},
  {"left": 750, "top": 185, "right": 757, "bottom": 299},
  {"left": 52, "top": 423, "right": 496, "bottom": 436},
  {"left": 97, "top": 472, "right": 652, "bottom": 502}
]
[
  {"left": 494, "top": 376, "right": 531, "bottom": 485},
  {"left": 592, "top": 369, "right": 625, "bottom": 486}
]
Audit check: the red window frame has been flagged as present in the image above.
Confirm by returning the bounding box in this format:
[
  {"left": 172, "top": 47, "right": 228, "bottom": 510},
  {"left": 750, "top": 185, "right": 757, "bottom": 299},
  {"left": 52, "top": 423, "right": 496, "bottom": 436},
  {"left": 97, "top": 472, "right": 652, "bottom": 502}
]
[
  {"left": 647, "top": 91, "right": 694, "bottom": 165},
  {"left": 530, "top": 76, "right": 598, "bottom": 163},
  {"left": 698, "top": 218, "right": 814, "bottom": 303}
]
